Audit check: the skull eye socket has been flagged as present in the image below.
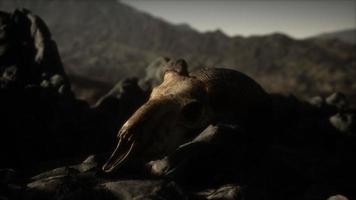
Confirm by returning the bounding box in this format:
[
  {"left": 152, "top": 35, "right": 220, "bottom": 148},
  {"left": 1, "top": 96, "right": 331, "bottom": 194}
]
[{"left": 181, "top": 101, "right": 203, "bottom": 121}]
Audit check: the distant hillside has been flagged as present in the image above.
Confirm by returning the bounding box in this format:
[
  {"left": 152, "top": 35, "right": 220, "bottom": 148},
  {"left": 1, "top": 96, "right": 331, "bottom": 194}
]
[
  {"left": 310, "top": 29, "right": 356, "bottom": 44},
  {"left": 1, "top": 0, "right": 355, "bottom": 103}
]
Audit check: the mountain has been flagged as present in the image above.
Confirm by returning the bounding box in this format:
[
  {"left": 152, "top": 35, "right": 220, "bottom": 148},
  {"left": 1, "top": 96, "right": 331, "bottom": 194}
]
[
  {"left": 0, "top": 0, "right": 355, "bottom": 103},
  {"left": 310, "top": 29, "right": 356, "bottom": 44}
]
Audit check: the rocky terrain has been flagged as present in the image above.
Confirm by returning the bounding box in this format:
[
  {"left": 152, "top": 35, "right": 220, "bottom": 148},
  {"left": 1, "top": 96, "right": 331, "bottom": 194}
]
[
  {"left": 1, "top": 6, "right": 356, "bottom": 200},
  {"left": 0, "top": 0, "right": 355, "bottom": 104}
]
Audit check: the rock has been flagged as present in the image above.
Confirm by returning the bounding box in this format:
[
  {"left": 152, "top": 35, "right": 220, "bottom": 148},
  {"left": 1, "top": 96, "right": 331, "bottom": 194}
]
[
  {"left": 25, "top": 156, "right": 116, "bottom": 200},
  {"left": 96, "top": 77, "right": 145, "bottom": 108},
  {"left": 50, "top": 74, "right": 64, "bottom": 88},
  {"left": 79, "top": 155, "right": 99, "bottom": 173},
  {"left": 138, "top": 57, "right": 191, "bottom": 90},
  {"left": 30, "top": 155, "right": 102, "bottom": 182},
  {"left": 327, "top": 195, "right": 349, "bottom": 200},
  {"left": 30, "top": 166, "right": 81, "bottom": 182},
  {"left": 0, "top": 9, "right": 109, "bottom": 171},
  {"left": 0, "top": 169, "right": 24, "bottom": 200},
  {"left": 0, "top": 168, "right": 17, "bottom": 184},
  {"left": 0, "top": 9, "right": 71, "bottom": 94},
  {"left": 308, "top": 96, "right": 324, "bottom": 108},
  {"left": 0, "top": 183, "right": 25, "bottom": 200},
  {"left": 147, "top": 158, "right": 171, "bottom": 177},
  {"left": 195, "top": 184, "right": 241, "bottom": 200},
  {"left": 329, "top": 112, "right": 355, "bottom": 134},
  {"left": 0, "top": 65, "right": 18, "bottom": 89},
  {"left": 147, "top": 124, "right": 247, "bottom": 187},
  {"left": 102, "top": 180, "right": 186, "bottom": 200},
  {"left": 94, "top": 77, "right": 146, "bottom": 141},
  {"left": 138, "top": 57, "right": 170, "bottom": 90},
  {"left": 22, "top": 156, "right": 189, "bottom": 200},
  {"left": 82, "top": 155, "right": 97, "bottom": 164},
  {"left": 27, "top": 172, "right": 112, "bottom": 200},
  {"left": 326, "top": 92, "right": 349, "bottom": 109}
]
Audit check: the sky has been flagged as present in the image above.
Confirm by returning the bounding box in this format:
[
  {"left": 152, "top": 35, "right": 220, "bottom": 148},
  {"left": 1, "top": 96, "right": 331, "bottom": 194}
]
[{"left": 121, "top": 0, "right": 356, "bottom": 39}]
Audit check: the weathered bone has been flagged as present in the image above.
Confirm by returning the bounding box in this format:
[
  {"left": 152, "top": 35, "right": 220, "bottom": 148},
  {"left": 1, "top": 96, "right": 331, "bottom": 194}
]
[{"left": 103, "top": 59, "right": 271, "bottom": 172}]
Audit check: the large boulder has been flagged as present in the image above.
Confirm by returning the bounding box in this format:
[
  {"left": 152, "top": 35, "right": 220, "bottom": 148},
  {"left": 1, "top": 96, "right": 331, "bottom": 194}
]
[
  {"left": 0, "top": 8, "right": 149, "bottom": 175},
  {"left": 0, "top": 9, "right": 108, "bottom": 171},
  {"left": 0, "top": 9, "right": 71, "bottom": 93}
]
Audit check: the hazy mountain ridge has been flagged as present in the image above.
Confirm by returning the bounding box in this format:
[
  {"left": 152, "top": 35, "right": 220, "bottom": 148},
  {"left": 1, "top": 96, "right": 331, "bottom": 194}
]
[
  {"left": 0, "top": 0, "right": 355, "bottom": 102},
  {"left": 310, "top": 28, "right": 356, "bottom": 44}
]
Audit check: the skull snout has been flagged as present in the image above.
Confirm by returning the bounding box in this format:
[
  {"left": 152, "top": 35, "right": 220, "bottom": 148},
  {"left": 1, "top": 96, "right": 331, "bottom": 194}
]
[
  {"left": 102, "top": 129, "right": 136, "bottom": 172},
  {"left": 102, "top": 99, "right": 180, "bottom": 172}
]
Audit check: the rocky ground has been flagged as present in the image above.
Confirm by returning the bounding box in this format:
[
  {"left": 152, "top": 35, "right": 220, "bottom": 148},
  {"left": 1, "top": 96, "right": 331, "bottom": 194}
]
[{"left": 1, "top": 9, "right": 355, "bottom": 200}]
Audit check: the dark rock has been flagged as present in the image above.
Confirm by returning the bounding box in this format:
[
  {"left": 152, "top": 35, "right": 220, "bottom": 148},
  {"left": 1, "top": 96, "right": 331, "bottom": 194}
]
[
  {"left": 24, "top": 158, "right": 186, "bottom": 200},
  {"left": 308, "top": 96, "right": 324, "bottom": 108},
  {"left": 147, "top": 124, "right": 247, "bottom": 188},
  {"left": 139, "top": 56, "right": 170, "bottom": 90},
  {"left": 326, "top": 92, "right": 349, "bottom": 110},
  {"left": 327, "top": 195, "right": 349, "bottom": 200},
  {"left": 30, "top": 155, "right": 106, "bottom": 182},
  {"left": 329, "top": 112, "right": 355, "bottom": 134},
  {"left": 303, "top": 184, "right": 354, "bottom": 200},
  {"left": 0, "top": 168, "right": 17, "bottom": 184},
  {"left": 26, "top": 179, "right": 186, "bottom": 200},
  {"left": 195, "top": 184, "right": 241, "bottom": 200},
  {"left": 96, "top": 77, "right": 145, "bottom": 109},
  {"left": 0, "top": 183, "right": 25, "bottom": 200},
  {"left": 0, "top": 9, "right": 70, "bottom": 169},
  {"left": 94, "top": 77, "right": 146, "bottom": 142},
  {"left": 0, "top": 9, "right": 71, "bottom": 94},
  {"left": 0, "top": 9, "right": 115, "bottom": 172},
  {"left": 164, "top": 58, "right": 189, "bottom": 76},
  {"left": 102, "top": 180, "right": 186, "bottom": 200},
  {"left": 30, "top": 166, "right": 81, "bottom": 182},
  {"left": 138, "top": 57, "right": 190, "bottom": 90},
  {"left": 27, "top": 172, "right": 112, "bottom": 200},
  {"left": 0, "top": 169, "right": 25, "bottom": 200}
]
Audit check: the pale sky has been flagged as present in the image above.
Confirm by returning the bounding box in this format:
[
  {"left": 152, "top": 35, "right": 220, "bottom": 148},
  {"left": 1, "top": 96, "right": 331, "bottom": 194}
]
[{"left": 121, "top": 0, "right": 356, "bottom": 38}]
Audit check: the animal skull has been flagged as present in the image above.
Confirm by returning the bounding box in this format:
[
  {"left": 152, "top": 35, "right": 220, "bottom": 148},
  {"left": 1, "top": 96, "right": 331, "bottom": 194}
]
[
  {"left": 102, "top": 59, "right": 269, "bottom": 172},
  {"left": 102, "top": 61, "right": 212, "bottom": 172}
]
